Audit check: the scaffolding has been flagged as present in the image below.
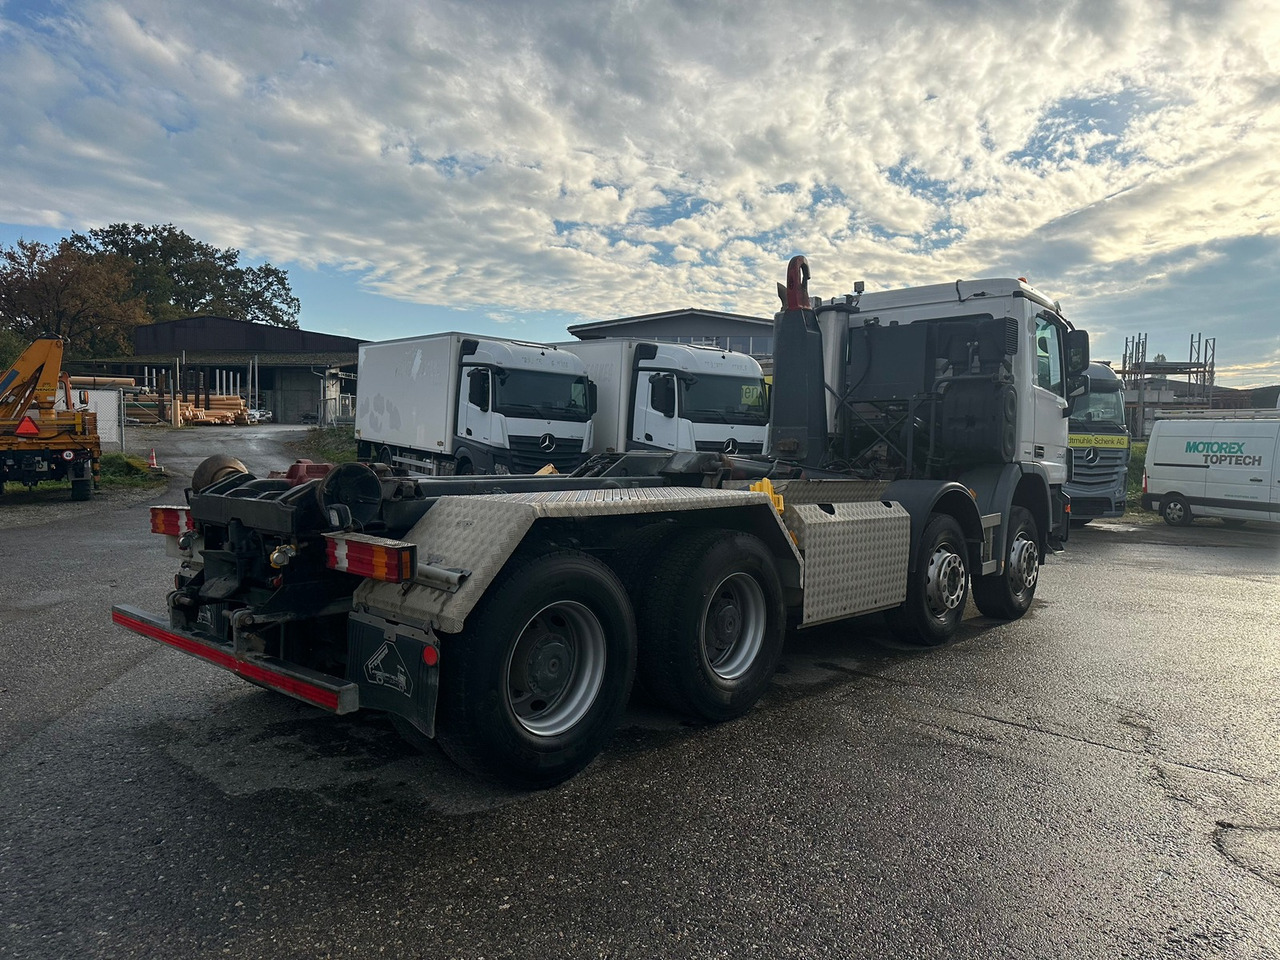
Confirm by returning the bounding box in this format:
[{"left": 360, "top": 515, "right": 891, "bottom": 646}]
[{"left": 1118, "top": 332, "right": 1215, "bottom": 438}]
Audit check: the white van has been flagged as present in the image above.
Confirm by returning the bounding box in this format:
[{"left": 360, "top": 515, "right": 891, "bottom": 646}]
[{"left": 1142, "top": 417, "right": 1280, "bottom": 526}]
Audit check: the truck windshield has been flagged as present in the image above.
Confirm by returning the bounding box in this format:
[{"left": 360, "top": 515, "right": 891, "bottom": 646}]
[
  {"left": 1070, "top": 388, "right": 1126, "bottom": 427},
  {"left": 494, "top": 370, "right": 592, "bottom": 422},
  {"left": 680, "top": 376, "right": 769, "bottom": 426}
]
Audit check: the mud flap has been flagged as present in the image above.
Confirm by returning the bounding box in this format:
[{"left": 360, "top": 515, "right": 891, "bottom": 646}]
[
  {"left": 1048, "top": 488, "right": 1070, "bottom": 552},
  {"left": 347, "top": 612, "right": 440, "bottom": 738}
]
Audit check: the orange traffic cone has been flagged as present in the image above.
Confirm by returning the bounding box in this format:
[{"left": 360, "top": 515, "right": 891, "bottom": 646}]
[{"left": 148, "top": 448, "right": 158, "bottom": 469}]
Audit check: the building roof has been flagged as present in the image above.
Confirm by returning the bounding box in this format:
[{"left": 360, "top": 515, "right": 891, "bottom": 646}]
[
  {"left": 567, "top": 308, "right": 771, "bottom": 338},
  {"left": 134, "top": 315, "right": 365, "bottom": 356}
]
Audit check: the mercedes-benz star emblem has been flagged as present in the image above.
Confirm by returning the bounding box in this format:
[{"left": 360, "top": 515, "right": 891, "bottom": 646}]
[
  {"left": 722, "top": 437, "right": 738, "bottom": 455},
  {"left": 539, "top": 433, "right": 556, "bottom": 453},
  {"left": 1083, "top": 447, "right": 1099, "bottom": 464}
]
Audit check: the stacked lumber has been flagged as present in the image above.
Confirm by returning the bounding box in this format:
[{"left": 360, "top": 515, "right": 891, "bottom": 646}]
[{"left": 182, "top": 394, "right": 249, "bottom": 425}]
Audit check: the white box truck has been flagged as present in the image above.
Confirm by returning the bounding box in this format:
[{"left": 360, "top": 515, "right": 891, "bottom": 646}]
[
  {"left": 1142, "top": 415, "right": 1280, "bottom": 526},
  {"left": 556, "top": 339, "right": 769, "bottom": 455},
  {"left": 355, "top": 333, "right": 594, "bottom": 475}
]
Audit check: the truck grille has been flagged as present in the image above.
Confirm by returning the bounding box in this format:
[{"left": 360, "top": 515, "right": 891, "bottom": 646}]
[
  {"left": 695, "top": 440, "right": 765, "bottom": 455},
  {"left": 508, "top": 435, "right": 587, "bottom": 474},
  {"left": 1070, "top": 447, "right": 1127, "bottom": 486}
]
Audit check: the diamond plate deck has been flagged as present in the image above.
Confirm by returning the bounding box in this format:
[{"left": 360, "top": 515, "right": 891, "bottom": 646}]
[
  {"left": 785, "top": 500, "right": 910, "bottom": 625},
  {"left": 355, "top": 486, "right": 789, "bottom": 634}
]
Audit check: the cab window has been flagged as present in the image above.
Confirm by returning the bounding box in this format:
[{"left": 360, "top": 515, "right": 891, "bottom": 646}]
[{"left": 1035, "top": 316, "right": 1064, "bottom": 395}]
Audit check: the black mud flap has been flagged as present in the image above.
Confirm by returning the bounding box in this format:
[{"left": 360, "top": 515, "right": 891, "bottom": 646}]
[
  {"left": 346, "top": 612, "right": 440, "bottom": 738},
  {"left": 1048, "top": 488, "right": 1070, "bottom": 552}
]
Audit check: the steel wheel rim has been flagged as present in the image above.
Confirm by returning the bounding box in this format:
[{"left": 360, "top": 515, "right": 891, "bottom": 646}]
[
  {"left": 1165, "top": 500, "right": 1184, "bottom": 523},
  {"left": 505, "top": 601, "right": 606, "bottom": 737},
  {"left": 924, "top": 544, "right": 967, "bottom": 619},
  {"left": 1008, "top": 534, "right": 1038, "bottom": 593},
  {"left": 701, "top": 572, "right": 767, "bottom": 680}
]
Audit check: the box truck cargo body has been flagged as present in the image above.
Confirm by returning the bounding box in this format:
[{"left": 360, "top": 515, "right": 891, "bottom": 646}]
[
  {"left": 557, "top": 339, "right": 769, "bottom": 455},
  {"left": 355, "top": 334, "right": 593, "bottom": 475},
  {"left": 1142, "top": 416, "right": 1280, "bottom": 525}
]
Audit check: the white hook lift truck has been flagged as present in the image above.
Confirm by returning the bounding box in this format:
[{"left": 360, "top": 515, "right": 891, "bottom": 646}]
[{"left": 113, "top": 257, "right": 1090, "bottom": 788}]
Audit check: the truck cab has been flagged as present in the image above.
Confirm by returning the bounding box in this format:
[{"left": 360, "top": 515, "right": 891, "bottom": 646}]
[
  {"left": 557, "top": 339, "right": 769, "bottom": 456},
  {"left": 1064, "top": 362, "right": 1130, "bottom": 522}
]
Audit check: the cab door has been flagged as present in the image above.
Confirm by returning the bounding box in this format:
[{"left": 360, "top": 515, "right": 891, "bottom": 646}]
[
  {"left": 1031, "top": 313, "right": 1070, "bottom": 483},
  {"left": 632, "top": 371, "right": 679, "bottom": 450},
  {"left": 457, "top": 366, "right": 492, "bottom": 445}
]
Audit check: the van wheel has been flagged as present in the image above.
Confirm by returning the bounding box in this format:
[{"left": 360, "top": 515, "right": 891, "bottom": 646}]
[
  {"left": 884, "top": 514, "right": 969, "bottom": 647},
  {"left": 636, "top": 530, "right": 785, "bottom": 722},
  {"left": 1161, "top": 495, "right": 1193, "bottom": 526},
  {"left": 972, "top": 506, "right": 1039, "bottom": 621},
  {"left": 435, "top": 549, "right": 636, "bottom": 788}
]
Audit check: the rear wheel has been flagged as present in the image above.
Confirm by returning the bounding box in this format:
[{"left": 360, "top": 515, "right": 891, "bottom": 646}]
[
  {"left": 70, "top": 477, "right": 93, "bottom": 501},
  {"left": 1161, "top": 494, "right": 1192, "bottom": 526},
  {"left": 884, "top": 514, "right": 969, "bottom": 647},
  {"left": 454, "top": 458, "right": 473, "bottom": 476},
  {"left": 972, "top": 506, "right": 1039, "bottom": 620},
  {"left": 637, "top": 530, "right": 786, "bottom": 721},
  {"left": 435, "top": 549, "right": 635, "bottom": 788}
]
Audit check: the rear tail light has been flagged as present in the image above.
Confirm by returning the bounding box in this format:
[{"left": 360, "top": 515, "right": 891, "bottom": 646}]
[
  {"left": 1142, "top": 471, "right": 1147, "bottom": 494},
  {"left": 323, "top": 533, "right": 417, "bottom": 583},
  {"left": 150, "top": 506, "right": 194, "bottom": 536}
]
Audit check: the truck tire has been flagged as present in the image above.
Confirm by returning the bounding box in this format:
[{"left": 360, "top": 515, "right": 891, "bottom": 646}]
[
  {"left": 435, "top": 549, "right": 636, "bottom": 788},
  {"left": 454, "top": 458, "right": 473, "bottom": 476},
  {"left": 70, "top": 478, "right": 93, "bottom": 501},
  {"left": 883, "top": 513, "right": 968, "bottom": 647},
  {"left": 1161, "top": 494, "right": 1193, "bottom": 526},
  {"left": 637, "top": 530, "right": 786, "bottom": 722},
  {"left": 971, "top": 506, "right": 1039, "bottom": 621}
]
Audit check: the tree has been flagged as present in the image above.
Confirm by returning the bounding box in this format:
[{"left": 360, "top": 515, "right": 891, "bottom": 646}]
[
  {"left": 0, "top": 240, "right": 149, "bottom": 359},
  {"left": 70, "top": 223, "right": 300, "bottom": 328}
]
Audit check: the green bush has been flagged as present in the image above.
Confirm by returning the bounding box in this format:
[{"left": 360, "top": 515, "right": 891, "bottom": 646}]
[
  {"left": 292, "top": 426, "right": 358, "bottom": 464},
  {"left": 100, "top": 452, "right": 169, "bottom": 487}
]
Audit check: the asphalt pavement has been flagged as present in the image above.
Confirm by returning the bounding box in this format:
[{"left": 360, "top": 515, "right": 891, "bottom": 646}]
[{"left": 1, "top": 427, "right": 1278, "bottom": 959}]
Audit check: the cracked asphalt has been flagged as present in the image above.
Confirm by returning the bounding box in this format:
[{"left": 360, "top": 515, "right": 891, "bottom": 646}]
[{"left": 1, "top": 427, "right": 1279, "bottom": 959}]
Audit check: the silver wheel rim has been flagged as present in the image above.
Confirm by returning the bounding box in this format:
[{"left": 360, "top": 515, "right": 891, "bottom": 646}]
[
  {"left": 1165, "top": 500, "right": 1184, "bottom": 523},
  {"left": 924, "top": 543, "right": 967, "bottom": 620},
  {"left": 505, "top": 601, "right": 606, "bottom": 737},
  {"left": 1008, "top": 534, "right": 1038, "bottom": 593},
  {"left": 701, "top": 572, "right": 767, "bottom": 681}
]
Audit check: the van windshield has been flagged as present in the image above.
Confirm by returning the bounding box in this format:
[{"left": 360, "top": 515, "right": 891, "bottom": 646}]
[
  {"left": 1070, "top": 388, "right": 1126, "bottom": 428},
  {"left": 494, "top": 370, "right": 592, "bottom": 423},
  {"left": 680, "top": 375, "right": 769, "bottom": 426}
]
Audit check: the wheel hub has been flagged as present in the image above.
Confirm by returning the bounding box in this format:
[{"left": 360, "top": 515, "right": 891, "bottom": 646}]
[
  {"left": 1008, "top": 536, "right": 1038, "bottom": 591},
  {"left": 523, "top": 632, "right": 574, "bottom": 700},
  {"left": 925, "top": 546, "right": 966, "bottom": 617}
]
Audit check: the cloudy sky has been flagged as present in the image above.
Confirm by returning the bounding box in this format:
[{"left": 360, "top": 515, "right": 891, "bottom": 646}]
[{"left": 2, "top": 0, "right": 1277, "bottom": 386}]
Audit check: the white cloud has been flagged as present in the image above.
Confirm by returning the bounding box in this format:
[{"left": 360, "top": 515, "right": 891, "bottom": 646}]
[{"left": 1, "top": 0, "right": 1278, "bottom": 383}]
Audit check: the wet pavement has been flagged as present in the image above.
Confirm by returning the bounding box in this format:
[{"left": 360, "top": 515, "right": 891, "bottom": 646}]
[{"left": 1, "top": 427, "right": 1277, "bottom": 958}]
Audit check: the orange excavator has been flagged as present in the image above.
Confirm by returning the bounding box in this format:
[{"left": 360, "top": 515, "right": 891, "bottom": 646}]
[{"left": 0, "top": 337, "right": 101, "bottom": 499}]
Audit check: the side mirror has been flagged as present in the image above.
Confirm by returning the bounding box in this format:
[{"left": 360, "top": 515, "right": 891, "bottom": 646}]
[
  {"left": 587, "top": 382, "right": 598, "bottom": 416},
  {"left": 1065, "top": 330, "right": 1090, "bottom": 377},
  {"left": 1064, "top": 373, "right": 1089, "bottom": 416}
]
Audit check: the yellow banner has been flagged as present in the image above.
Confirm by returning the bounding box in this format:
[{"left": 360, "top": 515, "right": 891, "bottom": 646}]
[{"left": 1069, "top": 433, "right": 1130, "bottom": 449}]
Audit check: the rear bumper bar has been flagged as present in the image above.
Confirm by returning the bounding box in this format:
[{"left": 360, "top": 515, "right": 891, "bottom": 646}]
[{"left": 111, "top": 603, "right": 360, "bottom": 714}]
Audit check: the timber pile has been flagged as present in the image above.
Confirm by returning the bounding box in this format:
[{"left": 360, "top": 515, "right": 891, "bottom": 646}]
[{"left": 182, "top": 394, "right": 249, "bottom": 425}]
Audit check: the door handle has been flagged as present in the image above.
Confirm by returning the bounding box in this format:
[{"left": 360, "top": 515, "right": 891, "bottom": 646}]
[
  {"left": 1249, "top": 477, "right": 1262, "bottom": 482},
  {"left": 644, "top": 433, "right": 653, "bottom": 441},
  {"left": 466, "top": 428, "right": 472, "bottom": 436}
]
